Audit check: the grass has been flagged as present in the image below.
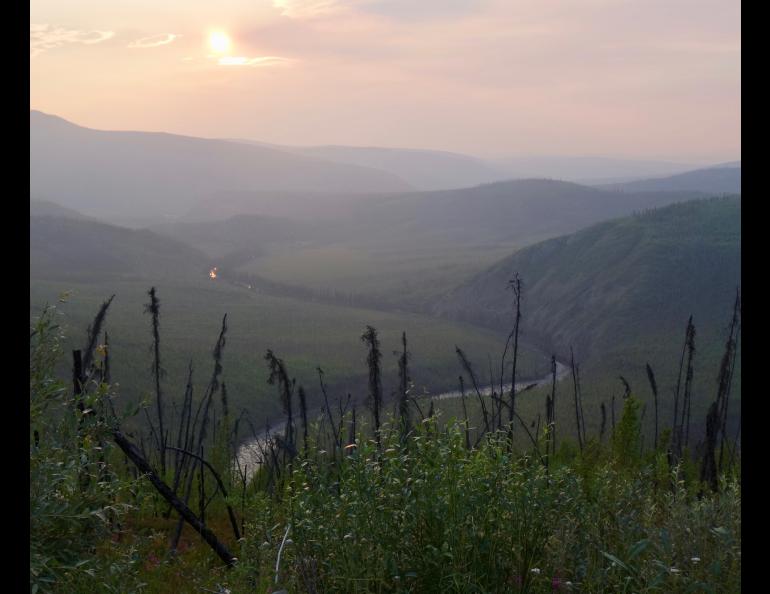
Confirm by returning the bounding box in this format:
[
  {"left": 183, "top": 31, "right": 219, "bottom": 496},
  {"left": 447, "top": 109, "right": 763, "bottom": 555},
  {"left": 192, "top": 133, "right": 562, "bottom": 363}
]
[
  {"left": 235, "top": 239, "right": 525, "bottom": 309},
  {"left": 30, "top": 277, "right": 549, "bottom": 439},
  {"left": 30, "top": 298, "right": 741, "bottom": 594}
]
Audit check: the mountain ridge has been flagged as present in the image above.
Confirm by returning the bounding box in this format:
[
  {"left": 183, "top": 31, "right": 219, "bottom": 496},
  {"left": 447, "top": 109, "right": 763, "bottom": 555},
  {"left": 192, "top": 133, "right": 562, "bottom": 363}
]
[{"left": 30, "top": 111, "right": 413, "bottom": 223}]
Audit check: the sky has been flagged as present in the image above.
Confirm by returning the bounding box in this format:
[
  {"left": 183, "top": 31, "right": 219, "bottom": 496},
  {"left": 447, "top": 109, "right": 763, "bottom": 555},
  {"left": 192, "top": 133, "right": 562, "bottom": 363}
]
[{"left": 30, "top": 0, "right": 740, "bottom": 162}]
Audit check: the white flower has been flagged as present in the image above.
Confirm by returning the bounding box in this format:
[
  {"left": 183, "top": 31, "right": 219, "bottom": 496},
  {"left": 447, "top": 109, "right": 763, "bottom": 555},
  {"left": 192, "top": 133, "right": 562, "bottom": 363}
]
[
  {"left": 670, "top": 567, "right": 681, "bottom": 574},
  {"left": 691, "top": 557, "right": 701, "bottom": 563},
  {"left": 530, "top": 568, "right": 541, "bottom": 575}
]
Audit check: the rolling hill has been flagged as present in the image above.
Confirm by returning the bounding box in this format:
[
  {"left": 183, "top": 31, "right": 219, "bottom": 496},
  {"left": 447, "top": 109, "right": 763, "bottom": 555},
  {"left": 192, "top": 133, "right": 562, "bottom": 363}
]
[
  {"left": 490, "top": 155, "right": 697, "bottom": 184},
  {"left": 342, "top": 179, "right": 709, "bottom": 245},
  {"left": 599, "top": 163, "right": 741, "bottom": 194},
  {"left": 434, "top": 196, "right": 740, "bottom": 362},
  {"left": 228, "top": 139, "right": 510, "bottom": 191},
  {"left": 30, "top": 111, "right": 412, "bottom": 225},
  {"left": 151, "top": 179, "right": 712, "bottom": 310},
  {"left": 433, "top": 197, "right": 741, "bottom": 436},
  {"left": 30, "top": 199, "right": 93, "bottom": 221},
  {"left": 30, "top": 215, "right": 211, "bottom": 282},
  {"left": 229, "top": 140, "right": 708, "bottom": 189}
]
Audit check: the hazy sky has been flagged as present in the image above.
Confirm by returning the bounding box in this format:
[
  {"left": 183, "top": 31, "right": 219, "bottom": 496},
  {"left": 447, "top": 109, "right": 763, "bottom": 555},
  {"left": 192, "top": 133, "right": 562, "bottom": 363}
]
[{"left": 30, "top": 0, "right": 740, "bottom": 162}]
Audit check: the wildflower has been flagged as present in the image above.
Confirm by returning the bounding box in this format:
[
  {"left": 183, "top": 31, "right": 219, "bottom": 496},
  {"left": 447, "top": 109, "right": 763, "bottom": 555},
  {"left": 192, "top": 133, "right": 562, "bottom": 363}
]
[
  {"left": 670, "top": 567, "right": 680, "bottom": 574},
  {"left": 531, "top": 568, "right": 541, "bottom": 575},
  {"left": 691, "top": 557, "right": 701, "bottom": 563}
]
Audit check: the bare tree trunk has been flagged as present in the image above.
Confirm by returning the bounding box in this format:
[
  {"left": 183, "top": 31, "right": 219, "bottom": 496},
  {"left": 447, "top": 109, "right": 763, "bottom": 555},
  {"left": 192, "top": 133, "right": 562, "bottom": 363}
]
[
  {"left": 167, "top": 446, "right": 241, "bottom": 541},
  {"left": 361, "top": 326, "right": 383, "bottom": 450},
  {"left": 398, "top": 332, "right": 411, "bottom": 441},
  {"left": 671, "top": 316, "right": 692, "bottom": 458},
  {"left": 646, "top": 363, "right": 659, "bottom": 451},
  {"left": 298, "top": 386, "right": 309, "bottom": 458},
  {"left": 570, "top": 348, "right": 583, "bottom": 452},
  {"left": 456, "top": 347, "right": 490, "bottom": 436},
  {"left": 550, "top": 356, "right": 557, "bottom": 453},
  {"left": 113, "top": 431, "right": 236, "bottom": 566},
  {"left": 718, "top": 289, "right": 740, "bottom": 473},
  {"left": 145, "top": 287, "right": 166, "bottom": 475},
  {"left": 508, "top": 275, "right": 522, "bottom": 443},
  {"left": 459, "top": 376, "right": 471, "bottom": 450}
]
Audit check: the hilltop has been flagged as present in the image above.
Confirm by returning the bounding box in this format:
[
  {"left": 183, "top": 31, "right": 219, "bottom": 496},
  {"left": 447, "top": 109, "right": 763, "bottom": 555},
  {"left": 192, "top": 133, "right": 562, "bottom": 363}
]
[
  {"left": 30, "top": 215, "right": 210, "bottom": 282},
  {"left": 30, "top": 111, "right": 411, "bottom": 225},
  {"left": 599, "top": 164, "right": 741, "bottom": 194}
]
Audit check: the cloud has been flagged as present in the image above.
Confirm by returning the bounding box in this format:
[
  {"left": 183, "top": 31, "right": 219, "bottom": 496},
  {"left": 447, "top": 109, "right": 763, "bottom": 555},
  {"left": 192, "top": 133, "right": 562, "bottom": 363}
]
[
  {"left": 217, "top": 55, "right": 294, "bottom": 67},
  {"left": 30, "top": 24, "right": 115, "bottom": 57},
  {"left": 273, "top": 0, "right": 354, "bottom": 18},
  {"left": 128, "top": 33, "right": 180, "bottom": 49},
  {"left": 273, "top": 0, "right": 483, "bottom": 20}
]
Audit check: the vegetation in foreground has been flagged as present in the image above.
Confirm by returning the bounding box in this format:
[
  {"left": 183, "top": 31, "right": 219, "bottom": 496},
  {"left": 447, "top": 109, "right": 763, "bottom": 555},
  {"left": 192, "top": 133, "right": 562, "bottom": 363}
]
[
  {"left": 30, "top": 300, "right": 740, "bottom": 593},
  {"left": 30, "top": 280, "right": 548, "bottom": 434}
]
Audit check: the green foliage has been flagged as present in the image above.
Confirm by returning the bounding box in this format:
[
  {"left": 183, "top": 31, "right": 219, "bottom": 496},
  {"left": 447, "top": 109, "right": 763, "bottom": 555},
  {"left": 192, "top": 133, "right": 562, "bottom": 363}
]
[
  {"left": 613, "top": 396, "right": 642, "bottom": 470},
  {"left": 30, "top": 306, "right": 141, "bottom": 592},
  {"left": 436, "top": 197, "right": 742, "bottom": 442},
  {"left": 30, "top": 279, "right": 548, "bottom": 438},
  {"left": 218, "top": 422, "right": 740, "bottom": 593}
]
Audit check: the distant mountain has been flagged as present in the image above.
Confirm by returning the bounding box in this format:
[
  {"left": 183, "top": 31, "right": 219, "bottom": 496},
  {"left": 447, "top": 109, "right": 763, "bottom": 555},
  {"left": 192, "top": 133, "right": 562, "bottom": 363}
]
[
  {"left": 434, "top": 197, "right": 741, "bottom": 365},
  {"left": 229, "top": 139, "right": 510, "bottom": 191},
  {"left": 490, "top": 156, "right": 697, "bottom": 183},
  {"left": 154, "top": 179, "right": 714, "bottom": 313},
  {"left": 30, "top": 111, "right": 412, "bottom": 223},
  {"left": 30, "top": 200, "right": 92, "bottom": 221},
  {"left": 598, "top": 165, "right": 741, "bottom": 194},
  {"left": 160, "top": 179, "right": 709, "bottom": 260},
  {"left": 230, "top": 141, "right": 706, "bottom": 189},
  {"left": 30, "top": 215, "right": 210, "bottom": 282},
  {"left": 343, "top": 179, "right": 709, "bottom": 245}
]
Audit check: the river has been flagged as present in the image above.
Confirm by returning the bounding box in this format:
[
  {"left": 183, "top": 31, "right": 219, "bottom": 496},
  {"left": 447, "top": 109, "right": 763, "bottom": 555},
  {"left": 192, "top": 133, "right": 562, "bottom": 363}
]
[{"left": 234, "top": 360, "right": 570, "bottom": 478}]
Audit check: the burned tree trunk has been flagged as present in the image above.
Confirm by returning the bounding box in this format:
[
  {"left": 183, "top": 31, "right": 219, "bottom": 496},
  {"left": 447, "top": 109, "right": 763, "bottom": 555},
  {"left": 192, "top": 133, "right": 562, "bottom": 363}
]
[
  {"left": 508, "top": 275, "right": 522, "bottom": 442},
  {"left": 646, "top": 363, "right": 659, "bottom": 451},
  {"left": 113, "top": 431, "right": 237, "bottom": 566},
  {"left": 361, "top": 326, "right": 383, "bottom": 450},
  {"left": 397, "top": 332, "right": 411, "bottom": 441},
  {"left": 145, "top": 287, "right": 167, "bottom": 475}
]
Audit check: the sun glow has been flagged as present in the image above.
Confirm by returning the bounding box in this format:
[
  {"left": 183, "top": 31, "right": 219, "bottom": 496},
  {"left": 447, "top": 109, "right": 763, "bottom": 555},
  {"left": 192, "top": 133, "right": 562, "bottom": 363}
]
[{"left": 208, "top": 31, "right": 232, "bottom": 55}]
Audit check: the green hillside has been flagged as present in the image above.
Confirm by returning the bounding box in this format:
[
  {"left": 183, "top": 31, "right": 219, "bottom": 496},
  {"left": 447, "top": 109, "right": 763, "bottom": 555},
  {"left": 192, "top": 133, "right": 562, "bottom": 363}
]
[
  {"left": 30, "top": 215, "right": 211, "bottom": 282},
  {"left": 434, "top": 197, "right": 741, "bottom": 436},
  {"left": 157, "top": 180, "right": 707, "bottom": 309}
]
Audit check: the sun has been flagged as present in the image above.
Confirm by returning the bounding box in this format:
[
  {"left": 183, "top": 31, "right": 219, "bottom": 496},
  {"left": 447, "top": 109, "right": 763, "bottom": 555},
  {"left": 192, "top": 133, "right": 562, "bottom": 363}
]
[{"left": 208, "top": 31, "right": 232, "bottom": 55}]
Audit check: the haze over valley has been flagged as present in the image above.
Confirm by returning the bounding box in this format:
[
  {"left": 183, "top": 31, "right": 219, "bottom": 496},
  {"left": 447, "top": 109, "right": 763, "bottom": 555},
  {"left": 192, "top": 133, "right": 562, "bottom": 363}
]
[
  {"left": 29, "top": 1, "right": 741, "bottom": 588},
  {"left": 30, "top": 111, "right": 741, "bottom": 436}
]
